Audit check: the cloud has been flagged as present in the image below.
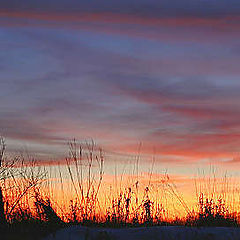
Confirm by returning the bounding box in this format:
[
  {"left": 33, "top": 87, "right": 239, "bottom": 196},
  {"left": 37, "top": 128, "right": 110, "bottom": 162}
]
[
  {"left": 1, "top": 4, "right": 240, "bottom": 165},
  {"left": 1, "top": 10, "right": 240, "bottom": 47},
  {"left": 1, "top": 0, "right": 240, "bottom": 18}
]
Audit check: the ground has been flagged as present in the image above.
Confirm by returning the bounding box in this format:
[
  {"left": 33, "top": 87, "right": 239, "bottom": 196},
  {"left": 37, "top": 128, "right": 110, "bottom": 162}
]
[{"left": 42, "top": 225, "right": 240, "bottom": 240}]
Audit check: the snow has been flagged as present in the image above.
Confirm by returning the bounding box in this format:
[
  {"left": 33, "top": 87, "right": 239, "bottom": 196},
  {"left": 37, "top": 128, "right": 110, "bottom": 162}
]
[{"left": 43, "top": 225, "right": 240, "bottom": 240}]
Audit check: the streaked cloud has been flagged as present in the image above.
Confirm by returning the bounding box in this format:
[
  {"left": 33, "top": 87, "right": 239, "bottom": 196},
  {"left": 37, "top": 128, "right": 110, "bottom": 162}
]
[{"left": 0, "top": 1, "right": 240, "bottom": 167}]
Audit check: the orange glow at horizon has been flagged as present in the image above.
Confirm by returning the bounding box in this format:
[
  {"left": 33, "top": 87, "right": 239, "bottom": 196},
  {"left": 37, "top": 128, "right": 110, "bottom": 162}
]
[{"left": 23, "top": 169, "right": 240, "bottom": 222}]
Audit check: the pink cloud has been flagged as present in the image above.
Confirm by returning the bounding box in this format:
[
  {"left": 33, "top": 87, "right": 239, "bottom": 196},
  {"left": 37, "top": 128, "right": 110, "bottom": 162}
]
[{"left": 1, "top": 11, "right": 240, "bottom": 44}]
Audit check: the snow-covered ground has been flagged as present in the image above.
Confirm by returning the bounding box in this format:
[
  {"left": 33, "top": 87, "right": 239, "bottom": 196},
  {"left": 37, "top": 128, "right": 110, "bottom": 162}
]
[{"left": 43, "top": 225, "right": 240, "bottom": 240}]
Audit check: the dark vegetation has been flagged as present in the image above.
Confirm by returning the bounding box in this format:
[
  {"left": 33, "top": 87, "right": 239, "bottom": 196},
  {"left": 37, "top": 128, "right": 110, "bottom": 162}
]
[
  {"left": 186, "top": 193, "right": 238, "bottom": 227},
  {"left": 0, "top": 137, "right": 239, "bottom": 239}
]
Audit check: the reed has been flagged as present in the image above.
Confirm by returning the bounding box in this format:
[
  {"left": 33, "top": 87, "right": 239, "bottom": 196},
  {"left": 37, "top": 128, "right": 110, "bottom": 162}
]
[{"left": 0, "top": 137, "right": 239, "bottom": 237}]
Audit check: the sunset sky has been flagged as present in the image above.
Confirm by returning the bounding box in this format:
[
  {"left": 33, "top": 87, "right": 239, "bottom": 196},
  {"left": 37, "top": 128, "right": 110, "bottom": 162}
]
[{"left": 1, "top": 1, "right": 240, "bottom": 175}]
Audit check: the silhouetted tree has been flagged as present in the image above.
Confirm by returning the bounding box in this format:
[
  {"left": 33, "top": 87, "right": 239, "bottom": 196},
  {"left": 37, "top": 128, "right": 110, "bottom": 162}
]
[{"left": 0, "top": 137, "right": 7, "bottom": 230}]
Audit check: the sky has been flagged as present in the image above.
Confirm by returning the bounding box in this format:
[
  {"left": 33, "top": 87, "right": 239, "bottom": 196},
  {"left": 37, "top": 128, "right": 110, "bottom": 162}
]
[{"left": 1, "top": 1, "right": 240, "bottom": 171}]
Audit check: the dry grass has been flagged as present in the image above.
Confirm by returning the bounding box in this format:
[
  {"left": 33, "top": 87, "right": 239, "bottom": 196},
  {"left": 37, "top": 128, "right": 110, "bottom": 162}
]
[{"left": 0, "top": 137, "right": 239, "bottom": 238}]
